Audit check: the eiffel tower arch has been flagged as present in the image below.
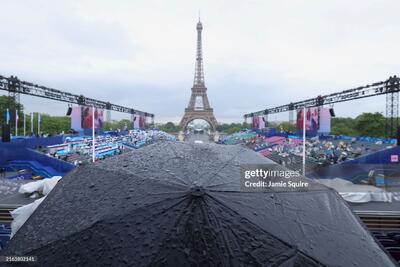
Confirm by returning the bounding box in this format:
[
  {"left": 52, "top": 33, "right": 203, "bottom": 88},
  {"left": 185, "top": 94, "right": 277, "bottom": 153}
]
[{"left": 180, "top": 19, "right": 218, "bottom": 131}]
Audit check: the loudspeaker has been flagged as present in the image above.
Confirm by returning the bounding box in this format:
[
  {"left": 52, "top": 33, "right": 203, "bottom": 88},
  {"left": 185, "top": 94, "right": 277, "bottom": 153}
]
[
  {"left": 329, "top": 108, "right": 335, "bottom": 117},
  {"left": 1, "top": 124, "right": 11, "bottom": 142},
  {"left": 397, "top": 127, "right": 400, "bottom": 146},
  {"left": 66, "top": 107, "right": 72, "bottom": 116}
]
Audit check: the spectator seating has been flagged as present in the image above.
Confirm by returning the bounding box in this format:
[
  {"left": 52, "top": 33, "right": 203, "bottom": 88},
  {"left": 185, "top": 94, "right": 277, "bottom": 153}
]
[
  {"left": 42, "top": 129, "right": 176, "bottom": 164},
  {"left": 372, "top": 231, "right": 400, "bottom": 261},
  {"left": 0, "top": 224, "right": 11, "bottom": 250},
  {"left": 223, "top": 130, "right": 393, "bottom": 174},
  {"left": 5, "top": 160, "right": 63, "bottom": 178}
]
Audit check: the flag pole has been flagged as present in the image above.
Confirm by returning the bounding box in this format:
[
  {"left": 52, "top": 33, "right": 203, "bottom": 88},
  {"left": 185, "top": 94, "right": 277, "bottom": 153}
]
[
  {"left": 38, "top": 113, "right": 41, "bottom": 136},
  {"left": 92, "top": 106, "right": 96, "bottom": 163},
  {"left": 15, "top": 109, "right": 18, "bottom": 136},
  {"left": 302, "top": 106, "right": 306, "bottom": 176},
  {"left": 6, "top": 108, "right": 10, "bottom": 125},
  {"left": 23, "top": 112, "right": 26, "bottom": 136},
  {"left": 30, "top": 112, "right": 33, "bottom": 135}
]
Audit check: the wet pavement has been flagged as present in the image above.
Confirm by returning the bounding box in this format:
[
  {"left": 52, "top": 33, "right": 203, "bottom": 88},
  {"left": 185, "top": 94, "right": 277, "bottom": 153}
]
[{"left": 184, "top": 133, "right": 211, "bottom": 143}]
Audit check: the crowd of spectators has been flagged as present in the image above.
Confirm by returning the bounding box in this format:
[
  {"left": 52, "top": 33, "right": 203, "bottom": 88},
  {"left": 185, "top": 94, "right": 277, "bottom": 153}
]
[
  {"left": 42, "top": 129, "right": 176, "bottom": 165},
  {"left": 221, "top": 129, "right": 394, "bottom": 171}
]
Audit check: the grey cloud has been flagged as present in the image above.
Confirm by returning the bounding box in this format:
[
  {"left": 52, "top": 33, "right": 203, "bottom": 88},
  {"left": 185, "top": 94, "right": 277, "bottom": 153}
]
[{"left": 0, "top": 0, "right": 399, "bottom": 123}]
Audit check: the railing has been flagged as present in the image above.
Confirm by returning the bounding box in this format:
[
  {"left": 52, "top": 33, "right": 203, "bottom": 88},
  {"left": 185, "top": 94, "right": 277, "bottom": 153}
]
[{"left": 356, "top": 211, "right": 400, "bottom": 231}]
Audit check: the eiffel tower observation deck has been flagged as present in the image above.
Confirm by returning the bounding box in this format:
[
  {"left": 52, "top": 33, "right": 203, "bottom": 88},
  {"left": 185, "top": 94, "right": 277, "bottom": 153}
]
[{"left": 179, "top": 19, "right": 218, "bottom": 132}]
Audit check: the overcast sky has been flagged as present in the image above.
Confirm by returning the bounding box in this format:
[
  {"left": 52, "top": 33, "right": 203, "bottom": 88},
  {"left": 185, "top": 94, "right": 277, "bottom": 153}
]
[{"left": 0, "top": 0, "right": 399, "bottom": 123}]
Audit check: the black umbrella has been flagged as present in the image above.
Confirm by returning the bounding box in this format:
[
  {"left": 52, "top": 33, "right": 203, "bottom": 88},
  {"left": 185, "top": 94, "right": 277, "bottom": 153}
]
[{"left": 4, "top": 142, "right": 396, "bottom": 266}]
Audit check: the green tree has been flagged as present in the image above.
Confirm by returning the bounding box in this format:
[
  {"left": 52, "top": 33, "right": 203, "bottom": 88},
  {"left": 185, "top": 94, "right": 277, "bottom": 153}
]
[
  {"left": 17, "top": 113, "right": 71, "bottom": 136},
  {"left": 0, "top": 96, "right": 73, "bottom": 135},
  {"left": 158, "top": 122, "right": 180, "bottom": 133},
  {"left": 40, "top": 114, "right": 71, "bottom": 135},
  {"left": 0, "top": 96, "right": 24, "bottom": 135},
  {"left": 103, "top": 119, "right": 133, "bottom": 131},
  {"left": 331, "top": 117, "right": 358, "bottom": 136},
  {"left": 217, "top": 122, "right": 249, "bottom": 134},
  {"left": 354, "top": 112, "right": 386, "bottom": 137},
  {"left": 331, "top": 113, "right": 388, "bottom": 138}
]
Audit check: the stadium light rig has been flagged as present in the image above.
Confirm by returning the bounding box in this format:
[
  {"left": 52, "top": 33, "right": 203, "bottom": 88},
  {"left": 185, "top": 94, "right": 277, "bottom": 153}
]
[
  {"left": 0, "top": 74, "right": 155, "bottom": 119},
  {"left": 243, "top": 76, "right": 399, "bottom": 118},
  {"left": 243, "top": 75, "right": 400, "bottom": 138}
]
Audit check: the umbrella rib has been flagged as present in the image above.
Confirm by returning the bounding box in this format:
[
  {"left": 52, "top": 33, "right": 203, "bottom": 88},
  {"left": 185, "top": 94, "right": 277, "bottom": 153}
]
[
  {"left": 132, "top": 168, "right": 189, "bottom": 188},
  {"left": 206, "top": 189, "right": 332, "bottom": 194},
  {"left": 201, "top": 148, "right": 244, "bottom": 186},
  {"left": 24, "top": 194, "right": 191, "bottom": 256},
  {"left": 125, "top": 151, "right": 191, "bottom": 187},
  {"left": 200, "top": 198, "right": 236, "bottom": 265},
  {"left": 147, "top": 190, "right": 190, "bottom": 196},
  {"left": 148, "top": 196, "right": 236, "bottom": 266},
  {"left": 205, "top": 197, "right": 290, "bottom": 264},
  {"left": 200, "top": 197, "right": 319, "bottom": 266},
  {"left": 164, "top": 143, "right": 210, "bottom": 186},
  {"left": 147, "top": 196, "right": 195, "bottom": 266},
  {"left": 93, "top": 165, "right": 189, "bottom": 191},
  {"left": 166, "top": 141, "right": 193, "bottom": 160},
  {"left": 165, "top": 141, "right": 181, "bottom": 157},
  {"left": 225, "top": 219, "right": 299, "bottom": 265},
  {"left": 195, "top": 199, "right": 224, "bottom": 257},
  {"left": 205, "top": 180, "right": 236, "bottom": 189},
  {"left": 205, "top": 193, "right": 304, "bottom": 253},
  {"left": 130, "top": 168, "right": 189, "bottom": 189},
  {"left": 126, "top": 195, "right": 191, "bottom": 222},
  {"left": 163, "top": 197, "right": 235, "bottom": 266},
  {"left": 154, "top": 167, "right": 191, "bottom": 187},
  {"left": 125, "top": 193, "right": 189, "bottom": 215}
]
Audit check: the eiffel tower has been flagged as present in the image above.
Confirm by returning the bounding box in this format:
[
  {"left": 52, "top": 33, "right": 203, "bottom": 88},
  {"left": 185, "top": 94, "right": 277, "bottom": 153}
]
[{"left": 179, "top": 19, "right": 218, "bottom": 131}]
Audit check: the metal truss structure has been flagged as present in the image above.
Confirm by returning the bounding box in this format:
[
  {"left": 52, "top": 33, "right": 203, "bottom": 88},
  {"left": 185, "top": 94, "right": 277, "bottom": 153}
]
[
  {"left": 386, "top": 90, "right": 399, "bottom": 138},
  {"left": 0, "top": 75, "right": 154, "bottom": 118},
  {"left": 244, "top": 76, "right": 400, "bottom": 137}
]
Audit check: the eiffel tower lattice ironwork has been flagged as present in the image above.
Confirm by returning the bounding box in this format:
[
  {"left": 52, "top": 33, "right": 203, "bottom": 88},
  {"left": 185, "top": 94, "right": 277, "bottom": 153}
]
[{"left": 180, "top": 19, "right": 218, "bottom": 131}]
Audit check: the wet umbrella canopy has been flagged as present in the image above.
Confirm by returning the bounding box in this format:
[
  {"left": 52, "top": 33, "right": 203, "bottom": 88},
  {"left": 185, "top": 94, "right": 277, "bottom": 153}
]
[{"left": 4, "top": 142, "right": 396, "bottom": 266}]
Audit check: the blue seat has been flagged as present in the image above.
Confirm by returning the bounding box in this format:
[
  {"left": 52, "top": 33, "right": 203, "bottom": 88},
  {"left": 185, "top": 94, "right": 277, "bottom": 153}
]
[
  {"left": 385, "top": 247, "right": 400, "bottom": 261},
  {"left": 372, "top": 231, "right": 384, "bottom": 236},
  {"left": 0, "top": 225, "right": 11, "bottom": 233},
  {"left": 0, "top": 234, "right": 10, "bottom": 248},
  {"left": 379, "top": 239, "right": 399, "bottom": 247},
  {"left": 387, "top": 232, "right": 400, "bottom": 238},
  {"left": 0, "top": 230, "right": 11, "bottom": 235},
  {"left": 374, "top": 234, "right": 388, "bottom": 239}
]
